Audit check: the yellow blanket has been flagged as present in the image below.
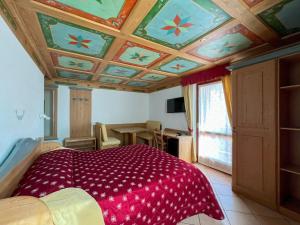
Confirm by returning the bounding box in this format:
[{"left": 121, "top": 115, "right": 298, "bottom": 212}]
[{"left": 40, "top": 188, "right": 105, "bottom": 225}]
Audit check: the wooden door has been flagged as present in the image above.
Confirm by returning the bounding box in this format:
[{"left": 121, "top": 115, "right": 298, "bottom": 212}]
[
  {"left": 70, "top": 89, "right": 92, "bottom": 138},
  {"left": 232, "top": 60, "right": 277, "bottom": 209}
]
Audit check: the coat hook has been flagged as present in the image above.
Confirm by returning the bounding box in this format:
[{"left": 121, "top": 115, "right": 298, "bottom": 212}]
[{"left": 16, "top": 109, "right": 25, "bottom": 120}]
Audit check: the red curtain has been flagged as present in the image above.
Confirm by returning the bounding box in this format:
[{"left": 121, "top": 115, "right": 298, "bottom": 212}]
[{"left": 181, "top": 64, "right": 230, "bottom": 86}]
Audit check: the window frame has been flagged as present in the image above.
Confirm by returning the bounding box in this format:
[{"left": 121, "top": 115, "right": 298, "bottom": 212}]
[{"left": 44, "top": 86, "right": 58, "bottom": 140}]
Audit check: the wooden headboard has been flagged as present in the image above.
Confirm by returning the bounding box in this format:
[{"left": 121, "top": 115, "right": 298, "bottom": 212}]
[
  {"left": 0, "top": 138, "right": 42, "bottom": 199},
  {"left": 0, "top": 139, "right": 64, "bottom": 225}
]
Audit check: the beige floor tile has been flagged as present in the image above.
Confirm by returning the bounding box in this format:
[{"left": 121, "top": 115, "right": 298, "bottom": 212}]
[
  {"left": 195, "top": 164, "right": 300, "bottom": 225},
  {"left": 212, "top": 183, "right": 234, "bottom": 196},
  {"left": 255, "top": 216, "right": 290, "bottom": 225},
  {"left": 219, "top": 195, "right": 252, "bottom": 213},
  {"left": 199, "top": 213, "right": 230, "bottom": 225},
  {"left": 180, "top": 215, "right": 201, "bottom": 225},
  {"left": 243, "top": 198, "right": 283, "bottom": 218},
  {"left": 209, "top": 175, "right": 231, "bottom": 186},
  {"left": 226, "top": 211, "right": 260, "bottom": 225}
]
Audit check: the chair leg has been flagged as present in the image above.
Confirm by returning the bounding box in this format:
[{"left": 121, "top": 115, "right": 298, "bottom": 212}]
[{"left": 149, "top": 139, "right": 153, "bottom": 147}]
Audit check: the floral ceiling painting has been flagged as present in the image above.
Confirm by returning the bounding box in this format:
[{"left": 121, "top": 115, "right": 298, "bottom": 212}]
[{"left": 6, "top": 0, "right": 299, "bottom": 91}]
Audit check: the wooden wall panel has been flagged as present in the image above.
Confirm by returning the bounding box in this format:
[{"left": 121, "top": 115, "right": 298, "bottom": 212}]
[{"left": 70, "top": 89, "right": 92, "bottom": 138}]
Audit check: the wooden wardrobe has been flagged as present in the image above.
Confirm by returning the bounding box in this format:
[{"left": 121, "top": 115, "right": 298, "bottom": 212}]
[
  {"left": 232, "top": 55, "right": 300, "bottom": 222},
  {"left": 232, "top": 60, "right": 277, "bottom": 209}
]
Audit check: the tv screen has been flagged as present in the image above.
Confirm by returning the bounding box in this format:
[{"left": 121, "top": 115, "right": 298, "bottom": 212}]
[{"left": 167, "top": 97, "right": 185, "bottom": 113}]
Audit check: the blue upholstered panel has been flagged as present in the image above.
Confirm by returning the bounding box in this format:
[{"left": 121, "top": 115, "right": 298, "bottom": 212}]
[{"left": 0, "top": 138, "right": 39, "bottom": 180}]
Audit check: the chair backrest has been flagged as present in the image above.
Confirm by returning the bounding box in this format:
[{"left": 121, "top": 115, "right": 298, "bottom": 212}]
[
  {"left": 94, "top": 123, "right": 102, "bottom": 149},
  {"left": 146, "top": 120, "right": 161, "bottom": 131},
  {"left": 153, "top": 130, "right": 165, "bottom": 151},
  {"left": 100, "top": 124, "right": 108, "bottom": 142},
  {"left": 95, "top": 123, "right": 109, "bottom": 148}
]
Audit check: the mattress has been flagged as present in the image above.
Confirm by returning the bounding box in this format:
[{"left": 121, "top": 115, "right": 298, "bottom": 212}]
[{"left": 13, "top": 144, "right": 224, "bottom": 225}]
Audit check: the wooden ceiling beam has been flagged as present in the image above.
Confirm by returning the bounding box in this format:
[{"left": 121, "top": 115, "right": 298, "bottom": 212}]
[
  {"left": 93, "top": 62, "right": 108, "bottom": 81},
  {"left": 250, "top": 0, "right": 282, "bottom": 14},
  {"left": 46, "top": 77, "right": 150, "bottom": 93},
  {"left": 212, "top": 0, "right": 279, "bottom": 44},
  {"left": 4, "top": 0, "right": 53, "bottom": 77},
  {"left": 120, "top": 0, "right": 157, "bottom": 35}
]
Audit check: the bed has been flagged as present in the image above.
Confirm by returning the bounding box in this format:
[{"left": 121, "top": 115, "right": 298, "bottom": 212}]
[{"left": 10, "top": 143, "right": 224, "bottom": 225}]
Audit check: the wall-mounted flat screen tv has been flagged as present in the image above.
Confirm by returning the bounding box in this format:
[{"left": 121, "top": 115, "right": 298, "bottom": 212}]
[{"left": 167, "top": 97, "right": 185, "bottom": 113}]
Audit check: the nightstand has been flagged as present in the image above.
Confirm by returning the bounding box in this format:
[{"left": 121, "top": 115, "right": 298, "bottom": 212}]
[{"left": 64, "top": 137, "right": 96, "bottom": 151}]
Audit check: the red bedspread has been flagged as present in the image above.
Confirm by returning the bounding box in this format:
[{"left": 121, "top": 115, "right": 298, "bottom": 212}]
[{"left": 14, "top": 144, "right": 224, "bottom": 225}]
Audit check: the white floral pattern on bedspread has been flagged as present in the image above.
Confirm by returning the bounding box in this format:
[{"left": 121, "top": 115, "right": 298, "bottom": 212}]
[{"left": 14, "top": 144, "right": 224, "bottom": 225}]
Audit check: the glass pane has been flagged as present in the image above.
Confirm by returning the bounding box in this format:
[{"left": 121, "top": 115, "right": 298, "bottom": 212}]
[
  {"left": 198, "top": 81, "right": 232, "bottom": 174},
  {"left": 44, "top": 89, "right": 53, "bottom": 137},
  {"left": 199, "top": 82, "right": 231, "bottom": 135}
]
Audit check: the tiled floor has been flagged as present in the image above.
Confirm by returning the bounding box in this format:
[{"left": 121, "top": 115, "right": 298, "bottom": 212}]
[{"left": 177, "top": 164, "right": 300, "bottom": 225}]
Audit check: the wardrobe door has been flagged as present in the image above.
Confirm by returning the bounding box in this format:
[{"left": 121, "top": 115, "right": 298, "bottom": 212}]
[{"left": 232, "top": 60, "right": 277, "bottom": 209}]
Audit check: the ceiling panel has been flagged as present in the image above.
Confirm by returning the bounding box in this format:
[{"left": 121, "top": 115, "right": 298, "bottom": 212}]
[
  {"left": 2, "top": 0, "right": 300, "bottom": 92},
  {"left": 127, "top": 81, "right": 150, "bottom": 87},
  {"left": 134, "top": 0, "right": 231, "bottom": 50},
  {"left": 51, "top": 52, "right": 99, "bottom": 72},
  {"left": 57, "top": 70, "right": 93, "bottom": 81},
  {"left": 157, "top": 57, "right": 202, "bottom": 74},
  {"left": 37, "top": 13, "right": 115, "bottom": 58},
  {"left": 103, "top": 64, "right": 142, "bottom": 78},
  {"left": 140, "top": 73, "right": 167, "bottom": 82},
  {"left": 99, "top": 76, "right": 124, "bottom": 84},
  {"left": 113, "top": 41, "right": 169, "bottom": 67},
  {"left": 187, "top": 24, "right": 264, "bottom": 62},
  {"left": 34, "top": 0, "right": 137, "bottom": 29},
  {"left": 259, "top": 0, "right": 300, "bottom": 37}
]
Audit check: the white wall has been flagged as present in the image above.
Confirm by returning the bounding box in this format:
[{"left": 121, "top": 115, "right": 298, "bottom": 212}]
[
  {"left": 57, "top": 86, "right": 70, "bottom": 141},
  {"left": 57, "top": 87, "right": 149, "bottom": 140},
  {"left": 149, "top": 86, "right": 188, "bottom": 130},
  {"left": 92, "top": 89, "right": 149, "bottom": 124},
  {"left": 56, "top": 85, "right": 193, "bottom": 139},
  {"left": 0, "top": 17, "right": 44, "bottom": 164}
]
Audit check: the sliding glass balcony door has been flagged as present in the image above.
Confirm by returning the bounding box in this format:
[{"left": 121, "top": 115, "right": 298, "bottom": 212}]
[{"left": 197, "top": 81, "right": 232, "bottom": 174}]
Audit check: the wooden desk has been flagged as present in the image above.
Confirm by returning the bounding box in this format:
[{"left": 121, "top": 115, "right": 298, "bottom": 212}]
[
  {"left": 64, "top": 137, "right": 96, "bottom": 150},
  {"left": 163, "top": 131, "right": 193, "bottom": 163},
  {"left": 112, "top": 127, "right": 149, "bottom": 145}
]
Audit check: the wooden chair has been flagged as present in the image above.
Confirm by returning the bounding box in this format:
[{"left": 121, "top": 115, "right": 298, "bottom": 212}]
[
  {"left": 137, "top": 120, "right": 161, "bottom": 146},
  {"left": 153, "top": 130, "right": 167, "bottom": 151},
  {"left": 95, "top": 123, "right": 121, "bottom": 149}
]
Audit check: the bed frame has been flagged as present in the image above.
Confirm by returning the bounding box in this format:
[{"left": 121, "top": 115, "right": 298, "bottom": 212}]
[{"left": 0, "top": 139, "right": 62, "bottom": 225}]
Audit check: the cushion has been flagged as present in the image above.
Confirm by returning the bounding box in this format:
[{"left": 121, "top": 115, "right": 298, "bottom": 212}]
[
  {"left": 41, "top": 188, "right": 105, "bottom": 225},
  {"left": 101, "top": 124, "right": 108, "bottom": 142},
  {"left": 146, "top": 120, "right": 161, "bottom": 130},
  {"left": 101, "top": 137, "right": 121, "bottom": 147},
  {"left": 137, "top": 132, "right": 153, "bottom": 141}
]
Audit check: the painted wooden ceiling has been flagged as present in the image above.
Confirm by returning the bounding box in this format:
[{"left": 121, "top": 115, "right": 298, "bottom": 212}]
[{"left": 1, "top": 0, "right": 300, "bottom": 92}]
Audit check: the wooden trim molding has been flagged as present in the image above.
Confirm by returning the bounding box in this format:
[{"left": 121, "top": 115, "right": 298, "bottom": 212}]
[{"left": 228, "top": 42, "right": 300, "bottom": 71}]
